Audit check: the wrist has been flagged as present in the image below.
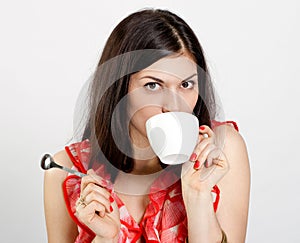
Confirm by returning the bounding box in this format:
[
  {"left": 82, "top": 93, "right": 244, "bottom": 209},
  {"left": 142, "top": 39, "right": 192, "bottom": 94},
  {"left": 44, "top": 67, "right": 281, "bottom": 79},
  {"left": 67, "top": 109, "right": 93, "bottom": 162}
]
[
  {"left": 93, "top": 235, "right": 118, "bottom": 243},
  {"left": 181, "top": 177, "right": 214, "bottom": 197},
  {"left": 183, "top": 190, "right": 215, "bottom": 216},
  {"left": 183, "top": 188, "right": 213, "bottom": 203}
]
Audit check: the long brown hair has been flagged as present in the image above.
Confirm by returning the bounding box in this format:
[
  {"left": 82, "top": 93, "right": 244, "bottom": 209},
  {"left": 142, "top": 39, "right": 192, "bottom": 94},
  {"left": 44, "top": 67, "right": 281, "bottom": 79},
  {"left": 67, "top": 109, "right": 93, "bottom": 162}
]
[{"left": 81, "top": 9, "right": 216, "bottom": 181}]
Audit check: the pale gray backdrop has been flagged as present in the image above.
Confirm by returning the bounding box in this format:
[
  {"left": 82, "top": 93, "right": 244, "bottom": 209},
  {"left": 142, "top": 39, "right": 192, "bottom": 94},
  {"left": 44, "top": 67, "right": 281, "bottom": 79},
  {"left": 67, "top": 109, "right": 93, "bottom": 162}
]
[{"left": 0, "top": 0, "right": 299, "bottom": 242}]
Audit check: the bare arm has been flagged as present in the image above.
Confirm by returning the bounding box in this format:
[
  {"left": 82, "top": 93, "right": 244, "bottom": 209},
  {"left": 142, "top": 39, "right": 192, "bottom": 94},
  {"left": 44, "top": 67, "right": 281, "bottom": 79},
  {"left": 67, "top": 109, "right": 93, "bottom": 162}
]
[
  {"left": 182, "top": 124, "right": 250, "bottom": 243},
  {"left": 44, "top": 150, "right": 79, "bottom": 243},
  {"left": 216, "top": 125, "right": 251, "bottom": 242}
]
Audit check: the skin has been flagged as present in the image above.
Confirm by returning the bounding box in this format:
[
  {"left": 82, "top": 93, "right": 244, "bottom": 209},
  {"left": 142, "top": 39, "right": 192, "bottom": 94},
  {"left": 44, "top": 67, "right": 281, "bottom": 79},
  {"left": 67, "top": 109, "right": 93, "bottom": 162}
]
[
  {"left": 127, "top": 54, "right": 199, "bottom": 173},
  {"left": 44, "top": 54, "right": 250, "bottom": 243}
]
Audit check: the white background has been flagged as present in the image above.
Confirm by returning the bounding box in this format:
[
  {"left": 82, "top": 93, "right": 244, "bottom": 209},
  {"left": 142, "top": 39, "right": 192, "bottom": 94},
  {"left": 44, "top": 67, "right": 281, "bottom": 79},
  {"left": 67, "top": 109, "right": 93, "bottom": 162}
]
[{"left": 1, "top": 0, "right": 299, "bottom": 242}]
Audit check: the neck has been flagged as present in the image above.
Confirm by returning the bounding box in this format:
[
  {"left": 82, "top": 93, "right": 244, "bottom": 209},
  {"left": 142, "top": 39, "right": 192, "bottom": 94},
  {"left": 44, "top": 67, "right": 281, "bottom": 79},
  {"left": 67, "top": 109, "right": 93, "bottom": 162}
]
[
  {"left": 131, "top": 157, "right": 162, "bottom": 175},
  {"left": 129, "top": 131, "right": 161, "bottom": 174},
  {"left": 114, "top": 164, "right": 163, "bottom": 195}
]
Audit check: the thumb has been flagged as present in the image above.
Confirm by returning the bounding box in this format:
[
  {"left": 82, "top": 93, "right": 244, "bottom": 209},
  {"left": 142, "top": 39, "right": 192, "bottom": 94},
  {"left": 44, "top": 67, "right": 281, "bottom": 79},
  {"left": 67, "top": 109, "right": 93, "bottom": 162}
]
[{"left": 199, "top": 150, "right": 229, "bottom": 182}]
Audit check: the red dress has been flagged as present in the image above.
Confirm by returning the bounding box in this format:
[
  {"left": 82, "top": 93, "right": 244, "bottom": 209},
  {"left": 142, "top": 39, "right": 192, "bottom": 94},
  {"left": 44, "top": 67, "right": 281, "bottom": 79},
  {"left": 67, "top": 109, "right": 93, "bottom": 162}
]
[{"left": 62, "top": 121, "right": 238, "bottom": 243}]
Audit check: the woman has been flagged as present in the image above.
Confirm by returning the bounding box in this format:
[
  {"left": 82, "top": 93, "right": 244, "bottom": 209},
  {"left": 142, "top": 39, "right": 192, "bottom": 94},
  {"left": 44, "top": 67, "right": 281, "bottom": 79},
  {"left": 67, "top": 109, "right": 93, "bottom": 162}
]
[{"left": 44, "top": 8, "right": 250, "bottom": 243}]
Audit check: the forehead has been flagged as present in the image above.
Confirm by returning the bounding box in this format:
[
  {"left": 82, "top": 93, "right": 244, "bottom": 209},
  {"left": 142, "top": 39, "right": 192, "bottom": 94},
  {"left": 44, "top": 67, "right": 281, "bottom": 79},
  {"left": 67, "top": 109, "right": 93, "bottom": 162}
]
[{"left": 139, "top": 54, "right": 197, "bottom": 79}]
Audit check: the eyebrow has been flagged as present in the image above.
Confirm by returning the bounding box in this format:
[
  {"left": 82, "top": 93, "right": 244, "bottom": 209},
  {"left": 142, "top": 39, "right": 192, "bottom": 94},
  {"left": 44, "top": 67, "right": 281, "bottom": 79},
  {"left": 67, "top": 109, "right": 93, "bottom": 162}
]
[{"left": 140, "top": 73, "right": 197, "bottom": 83}]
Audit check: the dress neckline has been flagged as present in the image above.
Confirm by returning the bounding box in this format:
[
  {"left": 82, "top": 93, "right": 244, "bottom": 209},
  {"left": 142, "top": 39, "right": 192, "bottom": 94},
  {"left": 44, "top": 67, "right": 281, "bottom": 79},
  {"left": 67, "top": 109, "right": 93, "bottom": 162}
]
[{"left": 110, "top": 166, "right": 182, "bottom": 227}]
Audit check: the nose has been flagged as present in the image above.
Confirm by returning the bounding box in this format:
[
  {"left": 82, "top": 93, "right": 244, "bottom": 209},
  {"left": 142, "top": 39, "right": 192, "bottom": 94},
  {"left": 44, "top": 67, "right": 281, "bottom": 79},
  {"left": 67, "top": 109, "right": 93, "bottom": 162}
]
[{"left": 161, "top": 89, "right": 182, "bottom": 113}]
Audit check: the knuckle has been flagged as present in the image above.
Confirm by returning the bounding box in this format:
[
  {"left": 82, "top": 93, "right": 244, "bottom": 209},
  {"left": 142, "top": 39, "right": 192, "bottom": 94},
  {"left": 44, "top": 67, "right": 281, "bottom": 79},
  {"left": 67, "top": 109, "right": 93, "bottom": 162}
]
[
  {"left": 89, "top": 190, "right": 97, "bottom": 198},
  {"left": 102, "top": 188, "right": 111, "bottom": 198},
  {"left": 87, "top": 169, "right": 94, "bottom": 174},
  {"left": 194, "top": 144, "right": 202, "bottom": 154},
  {"left": 96, "top": 186, "right": 108, "bottom": 196},
  {"left": 92, "top": 201, "right": 105, "bottom": 212},
  {"left": 101, "top": 197, "right": 110, "bottom": 209},
  {"left": 81, "top": 175, "right": 91, "bottom": 185},
  {"left": 85, "top": 182, "right": 95, "bottom": 192},
  {"left": 99, "top": 204, "right": 106, "bottom": 211},
  {"left": 81, "top": 175, "right": 87, "bottom": 183},
  {"left": 84, "top": 193, "right": 91, "bottom": 203},
  {"left": 198, "top": 154, "right": 205, "bottom": 162}
]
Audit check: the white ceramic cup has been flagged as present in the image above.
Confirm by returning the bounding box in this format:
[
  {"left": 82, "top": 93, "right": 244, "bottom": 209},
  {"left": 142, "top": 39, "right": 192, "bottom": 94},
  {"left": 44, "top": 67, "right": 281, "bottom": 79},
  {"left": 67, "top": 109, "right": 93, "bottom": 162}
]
[{"left": 145, "top": 112, "right": 199, "bottom": 165}]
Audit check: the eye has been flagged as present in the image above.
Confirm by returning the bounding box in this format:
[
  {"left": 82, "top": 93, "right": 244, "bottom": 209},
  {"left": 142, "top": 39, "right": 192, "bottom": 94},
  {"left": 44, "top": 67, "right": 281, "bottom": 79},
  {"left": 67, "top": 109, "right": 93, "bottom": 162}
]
[
  {"left": 144, "top": 82, "right": 161, "bottom": 91},
  {"left": 181, "top": 80, "right": 195, "bottom": 89}
]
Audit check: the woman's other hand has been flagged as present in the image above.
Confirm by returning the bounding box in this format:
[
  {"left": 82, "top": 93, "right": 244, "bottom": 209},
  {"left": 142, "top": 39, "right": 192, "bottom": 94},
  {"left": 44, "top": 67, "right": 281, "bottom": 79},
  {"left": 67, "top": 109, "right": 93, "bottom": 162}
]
[
  {"left": 181, "top": 125, "right": 229, "bottom": 194},
  {"left": 76, "top": 169, "right": 120, "bottom": 241}
]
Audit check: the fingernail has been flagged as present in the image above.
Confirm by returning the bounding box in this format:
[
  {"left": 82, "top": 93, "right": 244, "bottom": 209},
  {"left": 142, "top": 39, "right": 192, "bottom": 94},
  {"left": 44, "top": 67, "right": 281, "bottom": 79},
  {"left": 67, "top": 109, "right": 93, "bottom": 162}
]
[
  {"left": 199, "top": 126, "right": 205, "bottom": 131},
  {"left": 204, "top": 160, "right": 208, "bottom": 168},
  {"left": 110, "top": 206, "right": 113, "bottom": 212},
  {"left": 189, "top": 153, "right": 197, "bottom": 161},
  {"left": 194, "top": 160, "right": 200, "bottom": 170},
  {"left": 109, "top": 196, "right": 114, "bottom": 203}
]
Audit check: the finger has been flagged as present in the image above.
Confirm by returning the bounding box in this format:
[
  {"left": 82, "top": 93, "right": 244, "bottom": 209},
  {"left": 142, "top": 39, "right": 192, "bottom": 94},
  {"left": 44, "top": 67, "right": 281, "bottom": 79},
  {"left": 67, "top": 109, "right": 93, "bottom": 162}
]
[
  {"left": 205, "top": 148, "right": 225, "bottom": 168},
  {"left": 197, "top": 132, "right": 208, "bottom": 143},
  {"left": 189, "top": 126, "right": 214, "bottom": 162},
  {"left": 211, "top": 153, "right": 229, "bottom": 171},
  {"left": 84, "top": 191, "right": 113, "bottom": 214},
  {"left": 87, "top": 169, "right": 108, "bottom": 187},
  {"left": 189, "top": 137, "right": 213, "bottom": 162},
  {"left": 199, "top": 125, "right": 214, "bottom": 138},
  {"left": 185, "top": 139, "right": 212, "bottom": 176},
  {"left": 75, "top": 197, "right": 88, "bottom": 213},
  {"left": 194, "top": 143, "right": 216, "bottom": 170},
  {"left": 77, "top": 200, "right": 108, "bottom": 223},
  {"left": 81, "top": 183, "right": 112, "bottom": 202},
  {"left": 199, "top": 154, "right": 230, "bottom": 182},
  {"left": 80, "top": 171, "right": 107, "bottom": 193}
]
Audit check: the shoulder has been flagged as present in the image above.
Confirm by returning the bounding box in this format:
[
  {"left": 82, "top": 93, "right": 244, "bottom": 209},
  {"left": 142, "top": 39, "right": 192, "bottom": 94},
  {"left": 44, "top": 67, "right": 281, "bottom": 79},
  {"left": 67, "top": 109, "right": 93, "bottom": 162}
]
[
  {"left": 221, "top": 123, "right": 249, "bottom": 166},
  {"left": 50, "top": 139, "right": 90, "bottom": 174},
  {"left": 214, "top": 122, "right": 248, "bottom": 160},
  {"left": 215, "top": 123, "right": 250, "bottom": 186},
  {"left": 44, "top": 146, "right": 76, "bottom": 185},
  {"left": 48, "top": 149, "right": 73, "bottom": 176},
  {"left": 44, "top": 150, "right": 73, "bottom": 187},
  {"left": 53, "top": 149, "right": 74, "bottom": 168},
  {"left": 215, "top": 123, "right": 250, "bottom": 200}
]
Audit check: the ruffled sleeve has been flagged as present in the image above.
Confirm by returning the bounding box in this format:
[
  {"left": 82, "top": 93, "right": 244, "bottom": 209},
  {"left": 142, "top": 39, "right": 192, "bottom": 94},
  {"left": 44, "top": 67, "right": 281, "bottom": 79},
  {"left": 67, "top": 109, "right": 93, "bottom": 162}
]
[
  {"left": 62, "top": 139, "right": 116, "bottom": 243},
  {"left": 211, "top": 120, "right": 239, "bottom": 132},
  {"left": 62, "top": 139, "right": 96, "bottom": 242}
]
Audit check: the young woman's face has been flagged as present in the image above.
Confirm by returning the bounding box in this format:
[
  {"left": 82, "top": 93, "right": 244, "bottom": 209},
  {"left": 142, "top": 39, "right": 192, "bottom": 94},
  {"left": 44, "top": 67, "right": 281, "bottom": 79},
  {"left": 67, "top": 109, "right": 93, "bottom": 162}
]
[{"left": 128, "top": 54, "right": 198, "bottom": 146}]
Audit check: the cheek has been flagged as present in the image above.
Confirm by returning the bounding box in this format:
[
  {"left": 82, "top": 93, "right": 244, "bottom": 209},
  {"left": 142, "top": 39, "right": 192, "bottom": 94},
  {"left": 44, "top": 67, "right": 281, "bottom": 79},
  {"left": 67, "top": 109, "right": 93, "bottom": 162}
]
[
  {"left": 128, "top": 88, "right": 164, "bottom": 117},
  {"left": 191, "top": 94, "right": 198, "bottom": 109},
  {"left": 181, "top": 91, "right": 199, "bottom": 111},
  {"left": 128, "top": 88, "right": 158, "bottom": 110}
]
